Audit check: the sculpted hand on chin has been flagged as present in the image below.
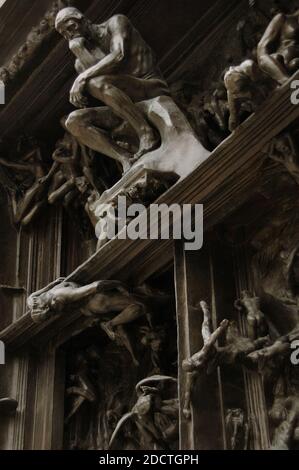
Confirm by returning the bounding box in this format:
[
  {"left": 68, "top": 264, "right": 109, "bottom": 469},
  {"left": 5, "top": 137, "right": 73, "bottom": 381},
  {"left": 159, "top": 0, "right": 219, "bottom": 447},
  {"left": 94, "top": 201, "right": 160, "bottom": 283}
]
[{"left": 69, "top": 37, "right": 85, "bottom": 52}]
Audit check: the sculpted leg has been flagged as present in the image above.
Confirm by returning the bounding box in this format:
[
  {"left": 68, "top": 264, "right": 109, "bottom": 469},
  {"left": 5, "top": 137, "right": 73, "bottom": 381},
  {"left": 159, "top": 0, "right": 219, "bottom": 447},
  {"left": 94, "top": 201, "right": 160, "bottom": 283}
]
[
  {"left": 247, "top": 338, "right": 290, "bottom": 370},
  {"left": 183, "top": 371, "right": 197, "bottom": 420},
  {"left": 114, "top": 325, "right": 140, "bottom": 367},
  {"left": 15, "top": 182, "right": 46, "bottom": 224},
  {"left": 48, "top": 178, "right": 76, "bottom": 205},
  {"left": 101, "top": 304, "right": 144, "bottom": 340},
  {"left": 258, "top": 53, "right": 289, "bottom": 85},
  {"left": 21, "top": 200, "right": 47, "bottom": 226},
  {"left": 63, "top": 189, "right": 78, "bottom": 208},
  {"left": 87, "top": 76, "right": 160, "bottom": 158},
  {"left": 66, "top": 108, "right": 134, "bottom": 173}
]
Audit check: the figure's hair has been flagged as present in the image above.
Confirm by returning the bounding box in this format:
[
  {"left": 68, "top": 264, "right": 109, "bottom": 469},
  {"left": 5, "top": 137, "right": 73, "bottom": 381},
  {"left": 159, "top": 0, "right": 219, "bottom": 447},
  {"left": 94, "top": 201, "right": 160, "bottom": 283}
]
[
  {"left": 55, "top": 7, "right": 84, "bottom": 31},
  {"left": 27, "top": 293, "right": 51, "bottom": 323}
]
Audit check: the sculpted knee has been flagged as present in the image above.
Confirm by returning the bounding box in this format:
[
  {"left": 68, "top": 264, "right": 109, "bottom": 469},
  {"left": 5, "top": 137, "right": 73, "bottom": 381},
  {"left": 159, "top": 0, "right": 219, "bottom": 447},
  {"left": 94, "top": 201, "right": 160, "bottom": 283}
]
[
  {"left": 88, "top": 77, "right": 111, "bottom": 97},
  {"left": 257, "top": 54, "right": 270, "bottom": 72},
  {"left": 65, "top": 111, "right": 85, "bottom": 136}
]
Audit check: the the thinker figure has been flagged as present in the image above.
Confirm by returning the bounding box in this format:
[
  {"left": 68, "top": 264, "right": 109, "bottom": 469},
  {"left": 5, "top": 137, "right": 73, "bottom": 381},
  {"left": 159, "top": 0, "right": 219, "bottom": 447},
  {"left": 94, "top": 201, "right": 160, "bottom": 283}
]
[{"left": 55, "top": 8, "right": 170, "bottom": 172}]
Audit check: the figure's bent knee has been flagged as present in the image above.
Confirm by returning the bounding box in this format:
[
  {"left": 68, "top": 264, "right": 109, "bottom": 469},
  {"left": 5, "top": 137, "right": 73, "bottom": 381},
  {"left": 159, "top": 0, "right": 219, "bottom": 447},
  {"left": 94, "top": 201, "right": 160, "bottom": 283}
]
[
  {"left": 65, "top": 110, "right": 87, "bottom": 136},
  {"left": 48, "top": 193, "right": 55, "bottom": 205},
  {"left": 258, "top": 54, "right": 271, "bottom": 72},
  {"left": 88, "top": 77, "right": 112, "bottom": 97}
]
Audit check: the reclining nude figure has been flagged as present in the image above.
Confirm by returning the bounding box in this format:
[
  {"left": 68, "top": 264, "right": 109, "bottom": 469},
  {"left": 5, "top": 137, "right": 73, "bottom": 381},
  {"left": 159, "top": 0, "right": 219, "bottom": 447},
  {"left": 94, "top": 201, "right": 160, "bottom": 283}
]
[
  {"left": 55, "top": 8, "right": 170, "bottom": 172},
  {"left": 27, "top": 278, "right": 163, "bottom": 365}
]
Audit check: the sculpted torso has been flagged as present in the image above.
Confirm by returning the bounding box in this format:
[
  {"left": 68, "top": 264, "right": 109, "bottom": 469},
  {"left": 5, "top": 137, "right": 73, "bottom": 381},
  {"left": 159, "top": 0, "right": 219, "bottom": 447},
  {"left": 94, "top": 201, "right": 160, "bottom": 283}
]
[
  {"left": 258, "top": 11, "right": 299, "bottom": 83},
  {"left": 56, "top": 8, "right": 169, "bottom": 168},
  {"left": 278, "top": 14, "right": 299, "bottom": 65},
  {"left": 71, "top": 15, "right": 161, "bottom": 80},
  {"left": 49, "top": 281, "right": 141, "bottom": 316}
]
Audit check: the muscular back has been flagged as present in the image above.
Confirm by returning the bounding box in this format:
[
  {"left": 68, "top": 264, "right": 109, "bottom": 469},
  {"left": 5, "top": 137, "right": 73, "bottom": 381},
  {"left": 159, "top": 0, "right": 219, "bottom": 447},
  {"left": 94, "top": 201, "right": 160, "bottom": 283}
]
[{"left": 75, "top": 14, "right": 162, "bottom": 80}]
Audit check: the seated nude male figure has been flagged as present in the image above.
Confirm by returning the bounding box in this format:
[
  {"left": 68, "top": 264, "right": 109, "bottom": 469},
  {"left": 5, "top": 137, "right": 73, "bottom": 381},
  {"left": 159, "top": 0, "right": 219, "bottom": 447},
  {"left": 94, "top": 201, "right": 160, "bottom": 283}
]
[
  {"left": 258, "top": 8, "right": 299, "bottom": 85},
  {"left": 55, "top": 8, "right": 170, "bottom": 172}
]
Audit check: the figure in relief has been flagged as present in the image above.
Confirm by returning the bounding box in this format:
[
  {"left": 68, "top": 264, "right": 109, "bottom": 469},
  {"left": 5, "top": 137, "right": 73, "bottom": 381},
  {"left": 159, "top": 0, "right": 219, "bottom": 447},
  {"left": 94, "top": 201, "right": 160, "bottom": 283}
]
[
  {"left": 258, "top": 9, "right": 299, "bottom": 84},
  {"left": 27, "top": 278, "right": 168, "bottom": 366},
  {"left": 0, "top": 144, "right": 52, "bottom": 226},
  {"left": 109, "top": 375, "right": 178, "bottom": 450}
]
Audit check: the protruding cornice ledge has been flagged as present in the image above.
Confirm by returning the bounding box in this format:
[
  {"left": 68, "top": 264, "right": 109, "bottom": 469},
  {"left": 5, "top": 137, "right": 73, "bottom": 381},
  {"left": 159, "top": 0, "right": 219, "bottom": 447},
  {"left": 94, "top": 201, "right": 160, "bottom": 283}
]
[{"left": 1, "top": 73, "right": 298, "bottom": 351}]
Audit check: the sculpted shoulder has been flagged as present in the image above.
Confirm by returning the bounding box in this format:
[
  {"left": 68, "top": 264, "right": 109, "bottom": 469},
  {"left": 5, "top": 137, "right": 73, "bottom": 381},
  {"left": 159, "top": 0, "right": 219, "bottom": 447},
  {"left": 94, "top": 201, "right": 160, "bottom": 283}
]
[{"left": 107, "top": 14, "right": 131, "bottom": 30}]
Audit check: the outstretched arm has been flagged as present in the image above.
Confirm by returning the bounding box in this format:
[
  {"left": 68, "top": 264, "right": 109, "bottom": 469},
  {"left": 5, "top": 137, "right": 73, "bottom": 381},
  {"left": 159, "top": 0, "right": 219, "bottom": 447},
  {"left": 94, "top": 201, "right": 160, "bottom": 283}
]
[
  {"left": 29, "top": 278, "right": 66, "bottom": 299},
  {"left": 0, "top": 157, "right": 30, "bottom": 172},
  {"left": 40, "top": 161, "right": 60, "bottom": 182},
  {"left": 52, "top": 281, "right": 100, "bottom": 305}
]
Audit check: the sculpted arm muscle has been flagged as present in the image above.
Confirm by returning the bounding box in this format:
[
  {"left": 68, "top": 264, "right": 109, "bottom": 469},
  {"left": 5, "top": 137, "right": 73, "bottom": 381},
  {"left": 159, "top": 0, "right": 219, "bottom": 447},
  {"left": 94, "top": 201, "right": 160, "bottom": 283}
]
[
  {"left": 53, "top": 282, "right": 98, "bottom": 304},
  {"left": 257, "top": 14, "right": 290, "bottom": 83},
  {"left": 258, "top": 14, "right": 284, "bottom": 56},
  {"left": 79, "top": 15, "right": 131, "bottom": 81},
  {"left": 109, "top": 14, "right": 130, "bottom": 62}
]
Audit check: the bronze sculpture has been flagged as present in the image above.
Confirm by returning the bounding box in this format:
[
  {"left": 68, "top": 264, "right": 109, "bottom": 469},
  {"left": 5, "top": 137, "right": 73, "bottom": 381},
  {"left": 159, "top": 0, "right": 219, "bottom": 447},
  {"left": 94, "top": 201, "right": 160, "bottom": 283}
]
[
  {"left": 258, "top": 9, "right": 299, "bottom": 84},
  {"left": 28, "top": 278, "right": 145, "bottom": 330},
  {"left": 27, "top": 278, "right": 169, "bottom": 365},
  {"left": 65, "top": 350, "right": 98, "bottom": 424},
  {"left": 109, "top": 375, "right": 178, "bottom": 450},
  {"left": 225, "top": 408, "right": 249, "bottom": 450},
  {"left": 224, "top": 59, "right": 269, "bottom": 132},
  {"left": 268, "top": 132, "right": 299, "bottom": 186},
  {"left": 0, "top": 145, "right": 51, "bottom": 226},
  {"left": 182, "top": 301, "right": 270, "bottom": 419},
  {"left": 182, "top": 301, "right": 229, "bottom": 419},
  {"left": 55, "top": 8, "right": 170, "bottom": 173},
  {"left": 269, "top": 377, "right": 299, "bottom": 450},
  {"left": 47, "top": 131, "right": 96, "bottom": 208},
  {"left": 235, "top": 290, "right": 268, "bottom": 340}
]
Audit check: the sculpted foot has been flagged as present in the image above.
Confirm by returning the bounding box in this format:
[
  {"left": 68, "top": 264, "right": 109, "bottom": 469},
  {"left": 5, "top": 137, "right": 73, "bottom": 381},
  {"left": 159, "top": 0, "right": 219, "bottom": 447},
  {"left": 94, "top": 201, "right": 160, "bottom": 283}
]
[
  {"left": 121, "top": 157, "right": 134, "bottom": 174},
  {"left": 183, "top": 407, "right": 191, "bottom": 420},
  {"left": 101, "top": 321, "right": 116, "bottom": 341},
  {"left": 135, "top": 128, "right": 160, "bottom": 159}
]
